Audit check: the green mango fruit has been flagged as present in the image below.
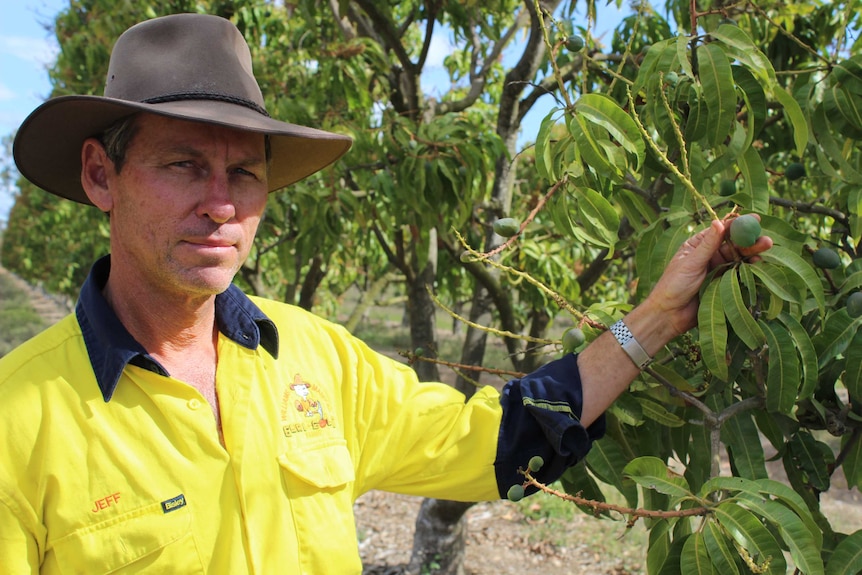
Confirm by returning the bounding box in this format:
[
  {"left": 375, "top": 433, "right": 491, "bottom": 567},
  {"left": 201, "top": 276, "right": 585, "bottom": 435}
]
[
  {"left": 561, "top": 327, "right": 585, "bottom": 353},
  {"left": 528, "top": 456, "right": 545, "bottom": 472},
  {"left": 729, "top": 214, "right": 761, "bottom": 248},
  {"left": 847, "top": 292, "right": 862, "bottom": 318},
  {"left": 493, "top": 217, "right": 520, "bottom": 238},
  {"left": 785, "top": 162, "right": 806, "bottom": 181},
  {"left": 812, "top": 247, "right": 841, "bottom": 269},
  {"left": 507, "top": 484, "right": 525, "bottom": 502},
  {"left": 565, "top": 34, "right": 584, "bottom": 52},
  {"left": 718, "top": 179, "right": 736, "bottom": 196}
]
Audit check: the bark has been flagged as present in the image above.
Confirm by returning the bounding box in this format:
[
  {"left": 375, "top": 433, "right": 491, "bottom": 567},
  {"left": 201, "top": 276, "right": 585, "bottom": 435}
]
[
  {"left": 405, "top": 499, "right": 472, "bottom": 575},
  {"left": 298, "top": 253, "right": 327, "bottom": 311}
]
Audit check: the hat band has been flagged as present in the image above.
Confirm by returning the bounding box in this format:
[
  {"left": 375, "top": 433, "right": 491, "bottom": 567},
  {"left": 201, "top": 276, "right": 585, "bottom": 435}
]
[{"left": 141, "top": 91, "right": 270, "bottom": 117}]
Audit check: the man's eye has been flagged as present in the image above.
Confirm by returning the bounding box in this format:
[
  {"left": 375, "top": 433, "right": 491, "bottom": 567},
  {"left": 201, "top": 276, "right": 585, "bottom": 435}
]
[{"left": 234, "top": 167, "right": 260, "bottom": 179}]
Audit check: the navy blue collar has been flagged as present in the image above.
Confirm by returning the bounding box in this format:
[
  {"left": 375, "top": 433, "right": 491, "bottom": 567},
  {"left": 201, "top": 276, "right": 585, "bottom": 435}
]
[{"left": 76, "top": 255, "right": 279, "bottom": 402}]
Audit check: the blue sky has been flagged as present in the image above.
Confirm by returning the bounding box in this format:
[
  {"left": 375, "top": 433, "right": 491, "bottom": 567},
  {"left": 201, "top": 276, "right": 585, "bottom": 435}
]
[{"left": 1, "top": 0, "right": 67, "bottom": 220}]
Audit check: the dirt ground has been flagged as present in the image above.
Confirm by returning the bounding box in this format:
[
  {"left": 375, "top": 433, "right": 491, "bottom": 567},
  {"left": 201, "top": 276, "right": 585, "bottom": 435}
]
[
  {"left": 355, "top": 490, "right": 640, "bottom": 575},
  {"left": 354, "top": 463, "right": 862, "bottom": 575}
]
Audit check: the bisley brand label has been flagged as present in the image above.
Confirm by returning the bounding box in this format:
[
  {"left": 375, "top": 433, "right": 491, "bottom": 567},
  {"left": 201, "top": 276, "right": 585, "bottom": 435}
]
[{"left": 160, "top": 494, "right": 187, "bottom": 513}]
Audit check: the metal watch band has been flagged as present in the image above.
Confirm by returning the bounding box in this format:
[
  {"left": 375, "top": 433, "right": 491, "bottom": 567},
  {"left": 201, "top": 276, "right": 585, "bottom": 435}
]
[{"left": 610, "top": 319, "right": 653, "bottom": 369}]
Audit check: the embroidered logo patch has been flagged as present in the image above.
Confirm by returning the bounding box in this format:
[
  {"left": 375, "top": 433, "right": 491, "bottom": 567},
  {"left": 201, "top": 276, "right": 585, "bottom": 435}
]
[
  {"left": 161, "top": 494, "right": 187, "bottom": 513},
  {"left": 280, "top": 373, "right": 336, "bottom": 437}
]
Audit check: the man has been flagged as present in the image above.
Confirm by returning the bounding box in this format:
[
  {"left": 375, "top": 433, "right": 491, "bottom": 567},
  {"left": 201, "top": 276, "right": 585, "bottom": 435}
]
[{"left": 0, "top": 13, "right": 770, "bottom": 575}]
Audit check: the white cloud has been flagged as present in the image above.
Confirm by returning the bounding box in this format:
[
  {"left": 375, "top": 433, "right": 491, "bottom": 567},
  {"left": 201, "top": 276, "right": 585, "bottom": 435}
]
[{"left": 0, "top": 35, "right": 58, "bottom": 66}]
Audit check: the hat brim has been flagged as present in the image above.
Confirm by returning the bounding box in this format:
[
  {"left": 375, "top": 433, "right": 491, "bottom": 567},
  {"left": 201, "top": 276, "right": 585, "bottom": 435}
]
[{"left": 13, "top": 95, "right": 353, "bottom": 205}]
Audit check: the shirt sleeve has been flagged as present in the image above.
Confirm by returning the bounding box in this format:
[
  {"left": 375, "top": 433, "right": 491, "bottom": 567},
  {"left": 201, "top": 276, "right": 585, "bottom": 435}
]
[{"left": 494, "top": 352, "right": 606, "bottom": 497}]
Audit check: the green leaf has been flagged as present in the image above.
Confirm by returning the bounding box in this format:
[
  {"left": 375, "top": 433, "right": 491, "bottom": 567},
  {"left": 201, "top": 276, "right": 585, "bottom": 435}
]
[
  {"left": 623, "top": 456, "right": 692, "bottom": 499},
  {"left": 684, "top": 84, "right": 709, "bottom": 142},
  {"left": 560, "top": 461, "right": 611, "bottom": 516},
  {"left": 759, "top": 320, "right": 799, "bottom": 414},
  {"left": 735, "top": 494, "right": 825, "bottom": 575},
  {"left": 567, "top": 112, "right": 623, "bottom": 182},
  {"left": 826, "top": 529, "right": 862, "bottom": 575},
  {"left": 703, "top": 519, "right": 740, "bottom": 575},
  {"left": 751, "top": 478, "right": 822, "bottom": 547},
  {"left": 789, "top": 431, "right": 834, "bottom": 492},
  {"left": 709, "top": 24, "right": 776, "bottom": 87},
  {"left": 737, "top": 146, "right": 770, "bottom": 214},
  {"left": 776, "top": 312, "right": 818, "bottom": 401},
  {"left": 813, "top": 310, "right": 861, "bottom": 368},
  {"left": 811, "top": 104, "right": 862, "bottom": 184},
  {"left": 698, "top": 42, "right": 736, "bottom": 148},
  {"left": 722, "top": 411, "right": 768, "bottom": 480},
  {"left": 773, "top": 85, "right": 809, "bottom": 158},
  {"left": 535, "top": 111, "right": 560, "bottom": 181},
  {"left": 635, "top": 396, "right": 687, "bottom": 428},
  {"left": 698, "top": 279, "right": 729, "bottom": 381},
  {"left": 574, "top": 93, "right": 645, "bottom": 171},
  {"left": 714, "top": 502, "right": 787, "bottom": 574},
  {"left": 720, "top": 269, "right": 765, "bottom": 350},
  {"left": 648, "top": 519, "right": 673, "bottom": 575},
  {"left": 634, "top": 38, "right": 677, "bottom": 95},
  {"left": 681, "top": 532, "right": 717, "bottom": 575},
  {"left": 732, "top": 66, "right": 767, "bottom": 140},
  {"left": 843, "top": 327, "right": 862, "bottom": 403},
  {"left": 749, "top": 261, "right": 804, "bottom": 304},
  {"left": 586, "top": 436, "right": 638, "bottom": 508},
  {"left": 574, "top": 186, "right": 621, "bottom": 254},
  {"left": 842, "top": 433, "right": 862, "bottom": 490},
  {"left": 759, "top": 245, "right": 826, "bottom": 318}
]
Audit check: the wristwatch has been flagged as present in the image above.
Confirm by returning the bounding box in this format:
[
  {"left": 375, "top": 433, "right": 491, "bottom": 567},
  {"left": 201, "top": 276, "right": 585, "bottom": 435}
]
[{"left": 610, "top": 319, "right": 653, "bottom": 369}]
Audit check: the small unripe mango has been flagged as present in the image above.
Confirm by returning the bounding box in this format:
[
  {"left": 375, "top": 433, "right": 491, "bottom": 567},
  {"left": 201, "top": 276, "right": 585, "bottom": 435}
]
[
  {"left": 729, "top": 214, "right": 761, "bottom": 248},
  {"left": 785, "top": 162, "right": 806, "bottom": 181},
  {"left": 812, "top": 247, "right": 841, "bottom": 270},
  {"left": 565, "top": 34, "right": 584, "bottom": 52},
  {"left": 528, "top": 455, "right": 545, "bottom": 472},
  {"left": 507, "top": 484, "right": 525, "bottom": 502},
  {"left": 493, "top": 217, "right": 520, "bottom": 238},
  {"left": 718, "top": 179, "right": 736, "bottom": 197},
  {"left": 848, "top": 292, "right": 862, "bottom": 318},
  {"left": 562, "top": 327, "right": 585, "bottom": 353}
]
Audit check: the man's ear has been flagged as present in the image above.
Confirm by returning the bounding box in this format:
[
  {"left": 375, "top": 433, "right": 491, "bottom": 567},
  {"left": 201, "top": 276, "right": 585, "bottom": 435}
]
[{"left": 80, "top": 138, "right": 115, "bottom": 212}]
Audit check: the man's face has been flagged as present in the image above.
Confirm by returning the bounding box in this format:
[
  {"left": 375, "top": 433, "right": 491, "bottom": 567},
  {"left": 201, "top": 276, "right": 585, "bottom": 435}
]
[{"left": 102, "top": 114, "right": 269, "bottom": 298}]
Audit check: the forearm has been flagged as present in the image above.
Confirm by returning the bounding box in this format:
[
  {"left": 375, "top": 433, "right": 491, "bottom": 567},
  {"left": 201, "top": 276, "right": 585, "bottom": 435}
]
[{"left": 577, "top": 298, "right": 679, "bottom": 427}]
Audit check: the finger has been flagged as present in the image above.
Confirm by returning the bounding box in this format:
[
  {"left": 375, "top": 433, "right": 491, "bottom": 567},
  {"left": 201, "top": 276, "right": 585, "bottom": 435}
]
[{"left": 737, "top": 234, "right": 773, "bottom": 262}]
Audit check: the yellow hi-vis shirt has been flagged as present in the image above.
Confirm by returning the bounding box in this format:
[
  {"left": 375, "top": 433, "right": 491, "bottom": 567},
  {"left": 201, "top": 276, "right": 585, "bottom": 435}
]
[
  {"left": 0, "top": 258, "right": 601, "bottom": 574},
  {"left": 0, "top": 300, "right": 503, "bottom": 574}
]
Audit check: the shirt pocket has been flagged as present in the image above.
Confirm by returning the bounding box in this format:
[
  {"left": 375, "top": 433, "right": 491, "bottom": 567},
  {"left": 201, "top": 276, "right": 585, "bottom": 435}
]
[
  {"left": 277, "top": 438, "right": 360, "bottom": 574},
  {"left": 277, "top": 438, "right": 355, "bottom": 490},
  {"left": 47, "top": 502, "right": 204, "bottom": 575}
]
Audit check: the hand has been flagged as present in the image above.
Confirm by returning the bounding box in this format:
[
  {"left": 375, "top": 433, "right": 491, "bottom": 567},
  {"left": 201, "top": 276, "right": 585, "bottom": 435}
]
[{"left": 645, "top": 217, "right": 773, "bottom": 336}]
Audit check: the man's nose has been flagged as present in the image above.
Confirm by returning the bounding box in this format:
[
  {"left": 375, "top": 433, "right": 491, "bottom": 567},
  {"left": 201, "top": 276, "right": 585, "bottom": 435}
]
[{"left": 198, "top": 173, "right": 236, "bottom": 223}]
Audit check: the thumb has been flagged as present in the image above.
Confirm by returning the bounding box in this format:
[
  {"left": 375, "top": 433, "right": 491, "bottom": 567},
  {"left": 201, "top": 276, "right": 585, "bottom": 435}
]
[{"left": 680, "top": 219, "right": 725, "bottom": 266}]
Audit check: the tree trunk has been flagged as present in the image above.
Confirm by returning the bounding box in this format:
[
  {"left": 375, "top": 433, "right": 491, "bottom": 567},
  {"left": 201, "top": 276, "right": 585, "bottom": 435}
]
[
  {"left": 406, "top": 231, "right": 440, "bottom": 382},
  {"left": 405, "top": 499, "right": 472, "bottom": 575}
]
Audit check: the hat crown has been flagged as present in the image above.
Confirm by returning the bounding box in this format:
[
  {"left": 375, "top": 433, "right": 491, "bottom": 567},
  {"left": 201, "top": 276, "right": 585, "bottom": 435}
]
[{"left": 105, "top": 13, "right": 266, "bottom": 113}]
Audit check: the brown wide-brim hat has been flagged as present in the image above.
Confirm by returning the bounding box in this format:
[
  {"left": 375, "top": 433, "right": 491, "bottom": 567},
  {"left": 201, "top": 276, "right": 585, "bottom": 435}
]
[{"left": 13, "top": 13, "right": 353, "bottom": 205}]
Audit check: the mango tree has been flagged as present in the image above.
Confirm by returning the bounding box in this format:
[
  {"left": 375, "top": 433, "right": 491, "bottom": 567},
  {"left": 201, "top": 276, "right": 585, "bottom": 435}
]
[{"left": 484, "top": 1, "right": 862, "bottom": 572}]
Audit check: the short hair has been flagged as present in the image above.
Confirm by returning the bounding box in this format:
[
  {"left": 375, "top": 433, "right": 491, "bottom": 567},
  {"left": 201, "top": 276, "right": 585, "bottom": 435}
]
[{"left": 98, "top": 115, "right": 140, "bottom": 173}]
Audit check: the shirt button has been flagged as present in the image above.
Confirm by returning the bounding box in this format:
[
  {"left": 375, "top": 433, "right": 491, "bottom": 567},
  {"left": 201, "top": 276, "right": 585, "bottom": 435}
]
[{"left": 188, "top": 398, "right": 203, "bottom": 410}]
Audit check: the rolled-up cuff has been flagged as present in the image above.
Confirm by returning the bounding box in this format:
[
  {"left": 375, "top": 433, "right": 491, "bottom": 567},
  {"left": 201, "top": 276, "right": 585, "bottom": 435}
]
[{"left": 494, "top": 353, "right": 606, "bottom": 497}]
